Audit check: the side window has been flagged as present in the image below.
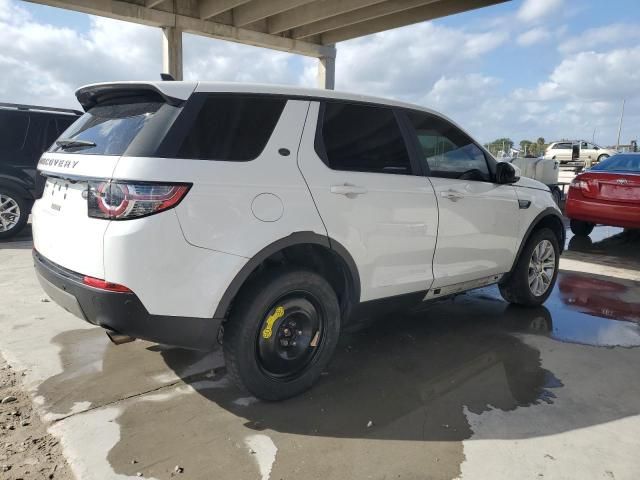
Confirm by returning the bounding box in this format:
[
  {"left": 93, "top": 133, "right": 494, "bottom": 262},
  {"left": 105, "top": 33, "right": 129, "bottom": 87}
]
[
  {"left": 318, "top": 102, "right": 412, "bottom": 175},
  {"left": 177, "top": 95, "right": 286, "bottom": 161},
  {"left": 556, "top": 143, "right": 571, "bottom": 150},
  {"left": 406, "top": 111, "right": 490, "bottom": 181},
  {"left": 0, "top": 110, "right": 29, "bottom": 151}
]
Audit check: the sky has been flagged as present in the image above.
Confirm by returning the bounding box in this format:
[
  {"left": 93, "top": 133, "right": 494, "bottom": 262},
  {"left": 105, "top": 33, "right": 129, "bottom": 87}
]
[{"left": 0, "top": 0, "right": 638, "bottom": 146}]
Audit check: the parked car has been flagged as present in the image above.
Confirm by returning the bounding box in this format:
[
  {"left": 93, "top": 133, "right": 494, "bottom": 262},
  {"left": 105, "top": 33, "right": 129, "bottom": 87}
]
[
  {"left": 566, "top": 153, "right": 640, "bottom": 236},
  {"left": 0, "top": 103, "right": 81, "bottom": 239},
  {"left": 545, "top": 140, "right": 616, "bottom": 170},
  {"left": 32, "top": 81, "right": 564, "bottom": 400}
]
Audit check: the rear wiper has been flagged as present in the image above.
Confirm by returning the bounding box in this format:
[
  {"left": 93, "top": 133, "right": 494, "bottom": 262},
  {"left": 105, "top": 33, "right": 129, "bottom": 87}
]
[{"left": 56, "top": 139, "right": 96, "bottom": 150}]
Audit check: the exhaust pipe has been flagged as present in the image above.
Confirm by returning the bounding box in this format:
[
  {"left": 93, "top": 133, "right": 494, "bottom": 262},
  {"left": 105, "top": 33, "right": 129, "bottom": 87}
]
[{"left": 105, "top": 330, "right": 136, "bottom": 345}]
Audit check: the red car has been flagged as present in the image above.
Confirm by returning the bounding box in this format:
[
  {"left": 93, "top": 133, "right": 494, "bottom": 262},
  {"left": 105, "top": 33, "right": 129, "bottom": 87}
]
[{"left": 565, "top": 153, "right": 640, "bottom": 236}]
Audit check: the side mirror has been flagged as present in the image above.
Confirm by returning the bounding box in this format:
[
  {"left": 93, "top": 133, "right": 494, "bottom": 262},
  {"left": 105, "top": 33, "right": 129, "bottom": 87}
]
[{"left": 496, "top": 161, "right": 520, "bottom": 184}]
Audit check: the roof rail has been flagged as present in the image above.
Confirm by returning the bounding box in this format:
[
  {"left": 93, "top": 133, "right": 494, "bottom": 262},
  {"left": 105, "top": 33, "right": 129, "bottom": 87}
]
[{"left": 0, "top": 102, "right": 82, "bottom": 116}]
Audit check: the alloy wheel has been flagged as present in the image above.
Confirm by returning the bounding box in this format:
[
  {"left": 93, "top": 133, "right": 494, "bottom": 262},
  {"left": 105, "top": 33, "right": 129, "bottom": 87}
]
[
  {"left": 528, "top": 239, "right": 555, "bottom": 296},
  {"left": 0, "top": 194, "right": 21, "bottom": 233}
]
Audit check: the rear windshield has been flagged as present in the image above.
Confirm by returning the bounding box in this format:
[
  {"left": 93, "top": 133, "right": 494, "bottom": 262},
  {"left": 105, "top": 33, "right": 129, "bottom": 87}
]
[
  {"left": 591, "top": 154, "right": 640, "bottom": 173},
  {"left": 49, "top": 100, "right": 163, "bottom": 155}
]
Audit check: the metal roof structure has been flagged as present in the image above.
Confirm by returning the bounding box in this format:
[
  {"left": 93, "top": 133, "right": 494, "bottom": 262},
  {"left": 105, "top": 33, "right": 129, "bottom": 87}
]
[{"left": 24, "top": 0, "right": 509, "bottom": 87}]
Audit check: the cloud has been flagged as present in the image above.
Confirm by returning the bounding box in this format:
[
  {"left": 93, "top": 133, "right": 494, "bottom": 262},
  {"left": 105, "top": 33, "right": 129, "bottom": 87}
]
[
  {"left": 183, "top": 33, "right": 314, "bottom": 85},
  {"left": 0, "top": 0, "right": 312, "bottom": 109},
  {"left": 0, "top": 1, "right": 160, "bottom": 108},
  {"left": 333, "top": 22, "right": 508, "bottom": 98},
  {"left": 559, "top": 23, "right": 640, "bottom": 53},
  {"left": 517, "top": 27, "right": 550, "bottom": 47},
  {"left": 520, "top": 47, "right": 640, "bottom": 102},
  {"left": 517, "top": 0, "right": 563, "bottom": 23}
]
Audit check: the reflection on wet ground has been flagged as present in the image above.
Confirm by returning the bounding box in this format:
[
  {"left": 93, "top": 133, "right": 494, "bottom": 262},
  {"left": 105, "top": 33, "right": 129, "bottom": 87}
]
[
  {"left": 567, "top": 226, "right": 640, "bottom": 257},
  {"left": 564, "top": 227, "right": 640, "bottom": 272},
  {"left": 477, "top": 273, "right": 640, "bottom": 348}
]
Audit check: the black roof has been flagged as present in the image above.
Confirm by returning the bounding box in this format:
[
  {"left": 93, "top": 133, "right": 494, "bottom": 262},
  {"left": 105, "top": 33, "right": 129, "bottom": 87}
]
[{"left": 0, "top": 102, "right": 82, "bottom": 116}]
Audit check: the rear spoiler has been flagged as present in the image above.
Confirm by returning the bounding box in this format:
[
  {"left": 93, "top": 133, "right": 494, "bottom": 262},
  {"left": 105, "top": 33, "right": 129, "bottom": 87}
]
[{"left": 75, "top": 82, "right": 196, "bottom": 111}]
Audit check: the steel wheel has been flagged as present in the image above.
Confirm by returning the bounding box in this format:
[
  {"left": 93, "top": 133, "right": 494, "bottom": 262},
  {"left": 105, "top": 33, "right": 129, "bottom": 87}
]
[
  {"left": 0, "top": 194, "right": 21, "bottom": 233},
  {"left": 256, "top": 292, "right": 325, "bottom": 380},
  {"left": 528, "top": 239, "right": 555, "bottom": 296}
]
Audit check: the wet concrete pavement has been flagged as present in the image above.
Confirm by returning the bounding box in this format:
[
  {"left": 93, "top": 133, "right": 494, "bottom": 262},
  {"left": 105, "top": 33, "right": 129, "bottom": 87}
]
[{"left": 1, "top": 226, "right": 639, "bottom": 479}]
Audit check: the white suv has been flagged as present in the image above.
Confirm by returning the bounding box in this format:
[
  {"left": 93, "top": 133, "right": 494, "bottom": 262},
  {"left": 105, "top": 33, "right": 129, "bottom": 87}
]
[{"left": 33, "top": 81, "right": 564, "bottom": 400}]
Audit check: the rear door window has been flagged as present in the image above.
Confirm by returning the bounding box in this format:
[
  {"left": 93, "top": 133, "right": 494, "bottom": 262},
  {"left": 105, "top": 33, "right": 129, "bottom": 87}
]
[
  {"left": 175, "top": 95, "right": 286, "bottom": 161},
  {"left": 317, "top": 102, "right": 412, "bottom": 175},
  {"left": 0, "top": 110, "right": 29, "bottom": 151},
  {"left": 50, "top": 100, "right": 164, "bottom": 155}
]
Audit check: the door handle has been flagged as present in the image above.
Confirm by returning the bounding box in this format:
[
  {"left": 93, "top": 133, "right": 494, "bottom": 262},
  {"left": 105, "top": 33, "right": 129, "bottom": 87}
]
[
  {"left": 440, "top": 189, "right": 464, "bottom": 201},
  {"left": 330, "top": 184, "right": 368, "bottom": 196}
]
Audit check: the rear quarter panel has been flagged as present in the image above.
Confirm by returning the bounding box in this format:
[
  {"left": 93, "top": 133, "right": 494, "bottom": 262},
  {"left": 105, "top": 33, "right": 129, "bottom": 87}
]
[{"left": 110, "top": 100, "right": 328, "bottom": 259}]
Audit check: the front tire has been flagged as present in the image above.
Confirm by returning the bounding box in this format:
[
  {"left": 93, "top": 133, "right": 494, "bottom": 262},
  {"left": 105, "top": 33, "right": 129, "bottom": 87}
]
[
  {"left": 597, "top": 154, "right": 610, "bottom": 163},
  {"left": 570, "top": 219, "right": 595, "bottom": 236},
  {"left": 499, "top": 228, "right": 559, "bottom": 307},
  {"left": 0, "top": 190, "right": 29, "bottom": 240},
  {"left": 223, "top": 268, "right": 341, "bottom": 401}
]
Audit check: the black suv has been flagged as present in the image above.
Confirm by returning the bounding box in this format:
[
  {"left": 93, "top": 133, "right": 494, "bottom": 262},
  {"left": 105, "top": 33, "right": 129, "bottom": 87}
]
[{"left": 0, "top": 103, "right": 81, "bottom": 239}]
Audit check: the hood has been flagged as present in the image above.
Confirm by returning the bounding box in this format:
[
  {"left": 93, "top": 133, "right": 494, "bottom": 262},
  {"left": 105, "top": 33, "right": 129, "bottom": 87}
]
[{"left": 513, "top": 176, "right": 550, "bottom": 191}]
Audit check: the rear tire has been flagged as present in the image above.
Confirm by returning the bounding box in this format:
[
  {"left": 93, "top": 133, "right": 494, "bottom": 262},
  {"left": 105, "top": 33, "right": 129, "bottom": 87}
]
[
  {"left": 499, "top": 228, "right": 559, "bottom": 307},
  {"left": 0, "top": 190, "right": 29, "bottom": 240},
  {"left": 570, "top": 220, "right": 595, "bottom": 237},
  {"left": 223, "top": 267, "right": 341, "bottom": 401}
]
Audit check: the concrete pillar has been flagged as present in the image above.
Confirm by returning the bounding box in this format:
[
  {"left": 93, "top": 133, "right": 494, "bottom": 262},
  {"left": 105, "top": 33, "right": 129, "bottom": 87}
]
[
  {"left": 317, "top": 54, "right": 335, "bottom": 90},
  {"left": 162, "top": 26, "right": 183, "bottom": 81}
]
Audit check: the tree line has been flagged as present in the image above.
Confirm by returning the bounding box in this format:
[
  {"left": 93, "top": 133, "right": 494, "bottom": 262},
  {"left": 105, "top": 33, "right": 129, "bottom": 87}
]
[{"left": 485, "top": 137, "right": 548, "bottom": 157}]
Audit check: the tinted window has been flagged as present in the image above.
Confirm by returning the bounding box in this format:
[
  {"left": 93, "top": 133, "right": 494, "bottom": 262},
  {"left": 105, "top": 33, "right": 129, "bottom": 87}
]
[
  {"left": 56, "top": 116, "right": 77, "bottom": 135},
  {"left": 407, "top": 111, "right": 490, "bottom": 181},
  {"left": 591, "top": 154, "right": 640, "bottom": 173},
  {"left": 554, "top": 143, "right": 572, "bottom": 150},
  {"left": 50, "top": 100, "right": 163, "bottom": 155},
  {"left": 0, "top": 110, "right": 29, "bottom": 151},
  {"left": 318, "top": 103, "right": 411, "bottom": 175},
  {"left": 177, "top": 96, "right": 286, "bottom": 161}
]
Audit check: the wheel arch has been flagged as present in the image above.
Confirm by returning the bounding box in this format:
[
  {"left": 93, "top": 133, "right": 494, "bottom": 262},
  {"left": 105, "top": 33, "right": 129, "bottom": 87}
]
[
  {"left": 509, "top": 208, "right": 565, "bottom": 275},
  {"left": 0, "top": 177, "right": 32, "bottom": 201},
  {"left": 214, "top": 232, "right": 361, "bottom": 322}
]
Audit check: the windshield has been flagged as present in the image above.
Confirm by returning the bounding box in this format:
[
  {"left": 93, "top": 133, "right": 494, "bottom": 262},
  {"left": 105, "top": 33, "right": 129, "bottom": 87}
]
[
  {"left": 590, "top": 154, "right": 640, "bottom": 173},
  {"left": 49, "top": 101, "right": 162, "bottom": 155}
]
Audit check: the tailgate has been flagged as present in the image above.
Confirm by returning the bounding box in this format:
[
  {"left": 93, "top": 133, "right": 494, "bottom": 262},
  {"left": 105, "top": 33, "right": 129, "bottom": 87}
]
[{"left": 33, "top": 153, "right": 120, "bottom": 278}]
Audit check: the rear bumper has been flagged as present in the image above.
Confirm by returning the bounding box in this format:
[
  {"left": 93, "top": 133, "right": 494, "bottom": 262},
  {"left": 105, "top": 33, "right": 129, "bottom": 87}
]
[
  {"left": 33, "top": 250, "right": 221, "bottom": 350},
  {"left": 565, "top": 195, "right": 640, "bottom": 229}
]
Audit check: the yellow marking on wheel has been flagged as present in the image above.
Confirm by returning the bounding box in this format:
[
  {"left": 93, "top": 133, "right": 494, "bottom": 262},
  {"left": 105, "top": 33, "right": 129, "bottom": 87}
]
[{"left": 262, "top": 306, "right": 285, "bottom": 339}]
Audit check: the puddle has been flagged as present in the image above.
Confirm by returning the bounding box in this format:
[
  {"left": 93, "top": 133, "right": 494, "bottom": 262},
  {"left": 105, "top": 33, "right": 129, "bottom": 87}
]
[
  {"left": 474, "top": 272, "right": 640, "bottom": 348},
  {"left": 566, "top": 226, "right": 640, "bottom": 264}
]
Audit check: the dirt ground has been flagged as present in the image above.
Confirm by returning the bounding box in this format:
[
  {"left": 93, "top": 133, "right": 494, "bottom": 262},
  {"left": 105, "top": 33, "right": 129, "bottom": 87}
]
[{"left": 0, "top": 356, "right": 72, "bottom": 480}]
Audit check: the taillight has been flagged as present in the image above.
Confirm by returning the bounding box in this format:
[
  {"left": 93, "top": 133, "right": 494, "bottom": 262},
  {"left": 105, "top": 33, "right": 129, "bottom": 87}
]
[
  {"left": 83, "top": 276, "right": 132, "bottom": 293},
  {"left": 87, "top": 181, "right": 190, "bottom": 220},
  {"left": 569, "top": 178, "right": 588, "bottom": 191}
]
